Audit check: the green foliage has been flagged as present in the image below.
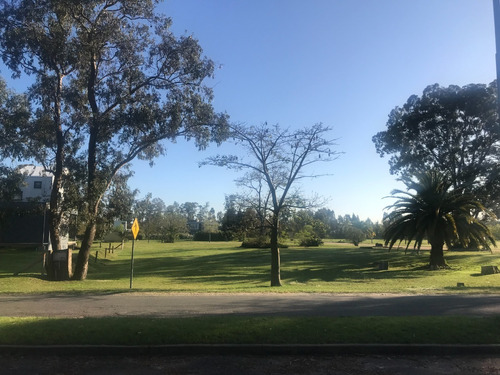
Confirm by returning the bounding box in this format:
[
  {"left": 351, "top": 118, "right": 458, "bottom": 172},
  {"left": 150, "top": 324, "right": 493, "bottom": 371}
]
[
  {"left": 0, "top": 77, "right": 29, "bottom": 161},
  {"left": 0, "top": 165, "right": 23, "bottom": 201},
  {"left": 0, "top": 0, "right": 228, "bottom": 279},
  {"left": 384, "top": 170, "right": 496, "bottom": 268},
  {"left": 488, "top": 222, "right": 500, "bottom": 241},
  {"left": 193, "top": 231, "right": 226, "bottom": 241},
  {"left": 158, "top": 212, "right": 188, "bottom": 243},
  {"left": 219, "top": 195, "right": 262, "bottom": 240},
  {"left": 344, "top": 226, "right": 366, "bottom": 246},
  {"left": 241, "top": 237, "right": 288, "bottom": 249},
  {"left": 373, "top": 81, "right": 500, "bottom": 214},
  {"left": 296, "top": 225, "right": 324, "bottom": 247}
]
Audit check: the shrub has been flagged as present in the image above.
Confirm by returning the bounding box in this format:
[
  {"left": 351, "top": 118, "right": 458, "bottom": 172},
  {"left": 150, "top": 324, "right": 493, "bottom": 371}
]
[
  {"left": 296, "top": 225, "right": 323, "bottom": 247},
  {"left": 299, "top": 237, "right": 323, "bottom": 247},
  {"left": 345, "top": 226, "right": 365, "bottom": 246},
  {"left": 241, "top": 237, "right": 288, "bottom": 249},
  {"left": 193, "top": 231, "right": 227, "bottom": 241}
]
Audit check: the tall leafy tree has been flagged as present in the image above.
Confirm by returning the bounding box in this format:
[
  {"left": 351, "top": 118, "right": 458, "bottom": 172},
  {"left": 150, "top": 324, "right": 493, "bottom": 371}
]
[
  {"left": 0, "top": 0, "right": 77, "bottom": 251},
  {"left": 158, "top": 211, "right": 187, "bottom": 243},
  {"left": 373, "top": 82, "right": 500, "bottom": 214},
  {"left": 0, "top": 77, "right": 27, "bottom": 201},
  {"left": 0, "top": 165, "right": 22, "bottom": 201},
  {"left": 0, "top": 77, "right": 29, "bottom": 161},
  {"left": 203, "top": 123, "right": 338, "bottom": 286},
  {"left": 133, "top": 193, "right": 155, "bottom": 241},
  {"left": 219, "top": 194, "right": 258, "bottom": 240},
  {"left": 384, "top": 170, "right": 496, "bottom": 269},
  {"left": 70, "top": 1, "right": 227, "bottom": 279},
  {"left": 0, "top": 1, "right": 228, "bottom": 279}
]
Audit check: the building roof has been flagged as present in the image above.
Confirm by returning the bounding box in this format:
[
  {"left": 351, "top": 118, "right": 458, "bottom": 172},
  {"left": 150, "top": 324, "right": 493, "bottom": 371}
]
[{"left": 18, "top": 165, "right": 53, "bottom": 178}]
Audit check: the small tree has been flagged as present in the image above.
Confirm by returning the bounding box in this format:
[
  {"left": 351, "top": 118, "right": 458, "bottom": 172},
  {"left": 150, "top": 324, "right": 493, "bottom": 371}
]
[
  {"left": 296, "top": 225, "right": 324, "bottom": 247},
  {"left": 345, "top": 226, "right": 365, "bottom": 246},
  {"left": 159, "top": 211, "right": 188, "bottom": 243},
  {"left": 203, "top": 123, "right": 338, "bottom": 286},
  {"left": 384, "top": 170, "right": 496, "bottom": 269}
]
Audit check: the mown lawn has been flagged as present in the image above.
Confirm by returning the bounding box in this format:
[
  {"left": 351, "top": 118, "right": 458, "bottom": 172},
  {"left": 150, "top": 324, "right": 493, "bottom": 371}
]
[
  {"left": 2, "top": 316, "right": 500, "bottom": 345},
  {"left": 1, "top": 239, "right": 500, "bottom": 294}
]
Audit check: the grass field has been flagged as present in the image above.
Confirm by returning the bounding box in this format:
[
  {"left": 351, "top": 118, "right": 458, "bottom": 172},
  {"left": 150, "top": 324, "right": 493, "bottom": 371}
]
[
  {"left": 2, "top": 316, "right": 500, "bottom": 345},
  {"left": 1, "top": 239, "right": 500, "bottom": 294},
  {"left": 1, "top": 240, "right": 500, "bottom": 346}
]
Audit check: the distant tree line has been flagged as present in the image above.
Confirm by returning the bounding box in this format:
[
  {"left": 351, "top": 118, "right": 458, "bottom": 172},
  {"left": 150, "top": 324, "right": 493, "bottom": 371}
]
[
  {"left": 83, "top": 182, "right": 384, "bottom": 246},
  {"left": 220, "top": 195, "right": 382, "bottom": 246}
]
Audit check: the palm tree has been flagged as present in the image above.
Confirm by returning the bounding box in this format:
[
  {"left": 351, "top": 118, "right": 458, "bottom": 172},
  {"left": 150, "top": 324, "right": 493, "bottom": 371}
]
[{"left": 384, "top": 170, "right": 496, "bottom": 269}]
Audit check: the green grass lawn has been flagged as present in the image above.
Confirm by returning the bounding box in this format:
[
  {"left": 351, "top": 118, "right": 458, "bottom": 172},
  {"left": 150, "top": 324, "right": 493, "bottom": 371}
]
[
  {"left": 1, "top": 316, "right": 500, "bottom": 345},
  {"left": 1, "top": 240, "right": 500, "bottom": 346},
  {"left": 1, "top": 239, "right": 500, "bottom": 294}
]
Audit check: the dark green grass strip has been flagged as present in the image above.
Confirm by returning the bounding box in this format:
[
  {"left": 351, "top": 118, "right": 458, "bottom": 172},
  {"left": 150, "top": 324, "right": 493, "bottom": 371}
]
[{"left": 1, "top": 316, "right": 499, "bottom": 345}]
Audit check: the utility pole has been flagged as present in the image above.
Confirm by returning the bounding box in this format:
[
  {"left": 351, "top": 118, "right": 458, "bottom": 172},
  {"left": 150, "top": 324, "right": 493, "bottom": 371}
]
[{"left": 493, "top": 0, "right": 500, "bottom": 116}]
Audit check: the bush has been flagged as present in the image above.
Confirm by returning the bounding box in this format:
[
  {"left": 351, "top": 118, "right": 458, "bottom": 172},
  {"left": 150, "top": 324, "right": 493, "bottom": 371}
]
[
  {"left": 193, "top": 231, "right": 227, "bottom": 241},
  {"left": 296, "top": 225, "right": 323, "bottom": 247},
  {"left": 241, "top": 237, "right": 288, "bottom": 249},
  {"left": 345, "top": 226, "right": 366, "bottom": 246},
  {"left": 299, "top": 237, "right": 323, "bottom": 247}
]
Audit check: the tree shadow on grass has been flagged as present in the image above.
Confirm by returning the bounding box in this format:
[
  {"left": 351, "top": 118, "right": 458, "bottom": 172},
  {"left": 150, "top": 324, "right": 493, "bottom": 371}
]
[
  {"left": 443, "top": 285, "right": 500, "bottom": 293},
  {"left": 86, "top": 248, "right": 271, "bottom": 285},
  {"left": 83, "top": 246, "right": 444, "bottom": 287},
  {"left": 281, "top": 248, "right": 428, "bottom": 283},
  {"left": 8, "top": 244, "right": 490, "bottom": 289}
]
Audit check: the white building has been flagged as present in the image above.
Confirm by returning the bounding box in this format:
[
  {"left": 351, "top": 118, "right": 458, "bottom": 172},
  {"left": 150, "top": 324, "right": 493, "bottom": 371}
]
[
  {"left": 17, "top": 165, "right": 53, "bottom": 202},
  {"left": 13, "top": 165, "right": 68, "bottom": 250}
]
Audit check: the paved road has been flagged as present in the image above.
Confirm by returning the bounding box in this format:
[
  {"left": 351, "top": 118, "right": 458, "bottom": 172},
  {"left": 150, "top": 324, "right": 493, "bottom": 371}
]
[
  {"left": 2, "top": 293, "right": 500, "bottom": 374},
  {"left": 1, "top": 293, "right": 499, "bottom": 317}
]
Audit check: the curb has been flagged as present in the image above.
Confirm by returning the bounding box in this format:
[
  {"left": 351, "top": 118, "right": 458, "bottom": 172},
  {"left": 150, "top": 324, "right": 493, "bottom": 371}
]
[{"left": 2, "top": 344, "right": 500, "bottom": 356}]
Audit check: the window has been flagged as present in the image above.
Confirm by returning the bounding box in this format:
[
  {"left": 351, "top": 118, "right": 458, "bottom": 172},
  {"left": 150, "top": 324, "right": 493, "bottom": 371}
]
[{"left": 34, "top": 181, "right": 42, "bottom": 189}]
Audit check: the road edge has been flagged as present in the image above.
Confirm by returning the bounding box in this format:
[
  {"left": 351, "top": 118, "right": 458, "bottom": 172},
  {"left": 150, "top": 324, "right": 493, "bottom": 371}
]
[{"left": 1, "top": 344, "right": 500, "bottom": 356}]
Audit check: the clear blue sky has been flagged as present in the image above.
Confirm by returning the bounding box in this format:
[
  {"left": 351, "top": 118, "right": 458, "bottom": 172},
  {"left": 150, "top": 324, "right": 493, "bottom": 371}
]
[
  {"left": 130, "top": 0, "right": 496, "bottom": 222},
  {"left": 2, "top": 1, "right": 497, "bottom": 222}
]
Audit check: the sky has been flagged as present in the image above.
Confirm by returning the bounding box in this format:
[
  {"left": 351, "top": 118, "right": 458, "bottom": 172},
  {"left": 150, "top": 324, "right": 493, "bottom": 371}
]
[
  {"left": 2, "top": 1, "right": 498, "bottom": 222},
  {"left": 128, "top": 0, "right": 497, "bottom": 222}
]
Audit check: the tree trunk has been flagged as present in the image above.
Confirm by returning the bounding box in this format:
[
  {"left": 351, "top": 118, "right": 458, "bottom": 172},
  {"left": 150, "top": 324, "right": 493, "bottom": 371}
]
[
  {"left": 73, "top": 219, "right": 97, "bottom": 280},
  {"left": 48, "top": 73, "right": 65, "bottom": 254},
  {"left": 270, "top": 216, "right": 281, "bottom": 287},
  {"left": 429, "top": 243, "right": 448, "bottom": 270},
  {"left": 73, "top": 58, "right": 100, "bottom": 281}
]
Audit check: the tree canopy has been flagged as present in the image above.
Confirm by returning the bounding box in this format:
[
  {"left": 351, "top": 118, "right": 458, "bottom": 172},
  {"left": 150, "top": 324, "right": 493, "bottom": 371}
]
[
  {"left": 0, "top": 0, "right": 228, "bottom": 279},
  {"left": 383, "top": 170, "right": 496, "bottom": 269},
  {"left": 373, "top": 82, "right": 500, "bottom": 214}
]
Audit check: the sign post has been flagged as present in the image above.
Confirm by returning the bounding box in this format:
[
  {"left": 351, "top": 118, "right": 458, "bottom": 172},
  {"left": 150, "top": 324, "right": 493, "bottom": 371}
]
[{"left": 130, "top": 218, "right": 139, "bottom": 289}]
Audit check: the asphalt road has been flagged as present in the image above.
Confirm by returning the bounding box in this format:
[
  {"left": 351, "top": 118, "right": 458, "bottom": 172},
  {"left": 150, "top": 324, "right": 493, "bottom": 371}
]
[
  {"left": 2, "top": 293, "right": 500, "bottom": 374},
  {"left": 1, "top": 293, "right": 499, "bottom": 317}
]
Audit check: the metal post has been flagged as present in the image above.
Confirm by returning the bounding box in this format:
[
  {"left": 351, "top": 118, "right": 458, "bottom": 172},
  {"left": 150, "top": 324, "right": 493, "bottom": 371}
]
[
  {"left": 130, "top": 238, "right": 135, "bottom": 289},
  {"left": 493, "top": 0, "right": 500, "bottom": 116}
]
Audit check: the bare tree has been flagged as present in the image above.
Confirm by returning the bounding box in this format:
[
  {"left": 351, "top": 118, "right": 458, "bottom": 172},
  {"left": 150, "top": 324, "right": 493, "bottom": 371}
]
[{"left": 202, "top": 123, "right": 339, "bottom": 286}]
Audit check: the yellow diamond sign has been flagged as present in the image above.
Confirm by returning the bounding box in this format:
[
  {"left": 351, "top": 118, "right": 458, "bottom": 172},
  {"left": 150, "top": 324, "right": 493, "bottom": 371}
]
[{"left": 131, "top": 218, "right": 140, "bottom": 240}]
